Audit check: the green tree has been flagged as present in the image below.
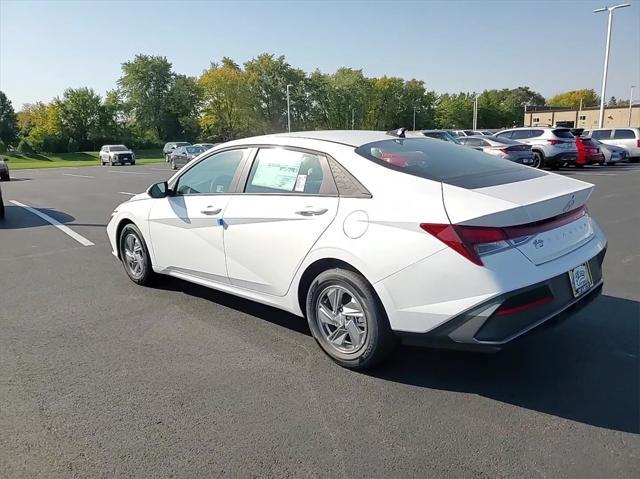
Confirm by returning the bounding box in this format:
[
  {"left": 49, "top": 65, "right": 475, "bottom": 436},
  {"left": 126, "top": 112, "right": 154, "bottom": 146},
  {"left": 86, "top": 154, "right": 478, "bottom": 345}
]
[
  {"left": 244, "top": 53, "right": 306, "bottom": 132},
  {"left": 548, "top": 89, "right": 599, "bottom": 109},
  {"left": 57, "top": 87, "right": 105, "bottom": 145},
  {"left": 0, "top": 91, "right": 19, "bottom": 144},
  {"left": 23, "top": 102, "right": 65, "bottom": 152},
  {"left": 364, "top": 76, "right": 405, "bottom": 130},
  {"left": 165, "top": 74, "right": 202, "bottom": 140},
  {"left": 398, "top": 79, "right": 437, "bottom": 130},
  {"left": 435, "top": 93, "right": 474, "bottom": 129},
  {"left": 199, "top": 58, "right": 253, "bottom": 141},
  {"left": 118, "top": 54, "right": 175, "bottom": 139},
  {"left": 476, "top": 86, "right": 546, "bottom": 128}
]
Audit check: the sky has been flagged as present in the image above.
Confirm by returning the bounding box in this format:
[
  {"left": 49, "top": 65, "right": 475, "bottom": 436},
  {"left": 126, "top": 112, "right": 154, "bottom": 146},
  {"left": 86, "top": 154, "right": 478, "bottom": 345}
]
[{"left": 1, "top": 0, "right": 639, "bottom": 110}]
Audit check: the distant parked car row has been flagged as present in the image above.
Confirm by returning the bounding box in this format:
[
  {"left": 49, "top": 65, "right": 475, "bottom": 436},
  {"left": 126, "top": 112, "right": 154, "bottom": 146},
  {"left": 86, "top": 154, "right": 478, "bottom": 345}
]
[{"left": 163, "top": 141, "right": 219, "bottom": 169}]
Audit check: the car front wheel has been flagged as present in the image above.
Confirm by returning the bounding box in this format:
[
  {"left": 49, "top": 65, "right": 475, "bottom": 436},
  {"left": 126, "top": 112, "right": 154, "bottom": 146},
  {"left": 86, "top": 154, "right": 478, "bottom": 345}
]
[
  {"left": 306, "top": 268, "right": 397, "bottom": 369},
  {"left": 532, "top": 151, "right": 544, "bottom": 169},
  {"left": 119, "top": 223, "right": 154, "bottom": 285}
]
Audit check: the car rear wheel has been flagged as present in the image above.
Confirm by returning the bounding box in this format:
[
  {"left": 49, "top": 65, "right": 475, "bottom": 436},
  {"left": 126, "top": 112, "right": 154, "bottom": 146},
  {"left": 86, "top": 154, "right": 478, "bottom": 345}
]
[
  {"left": 306, "top": 268, "right": 397, "bottom": 370},
  {"left": 532, "top": 151, "right": 543, "bottom": 169},
  {"left": 119, "top": 224, "right": 154, "bottom": 285}
]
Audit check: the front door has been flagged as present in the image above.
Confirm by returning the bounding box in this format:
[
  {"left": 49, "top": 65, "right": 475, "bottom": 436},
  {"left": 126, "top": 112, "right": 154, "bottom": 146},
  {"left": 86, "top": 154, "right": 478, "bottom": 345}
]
[
  {"left": 223, "top": 147, "right": 339, "bottom": 296},
  {"left": 148, "top": 148, "right": 251, "bottom": 283}
]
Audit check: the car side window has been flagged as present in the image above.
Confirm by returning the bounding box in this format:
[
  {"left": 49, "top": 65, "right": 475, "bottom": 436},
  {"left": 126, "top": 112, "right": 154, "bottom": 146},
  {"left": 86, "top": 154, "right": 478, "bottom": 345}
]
[
  {"left": 511, "top": 130, "right": 530, "bottom": 140},
  {"left": 245, "top": 148, "right": 331, "bottom": 195},
  {"left": 175, "top": 149, "right": 248, "bottom": 195},
  {"left": 591, "top": 130, "right": 612, "bottom": 139},
  {"left": 496, "top": 131, "right": 512, "bottom": 139},
  {"left": 613, "top": 129, "right": 635, "bottom": 139}
]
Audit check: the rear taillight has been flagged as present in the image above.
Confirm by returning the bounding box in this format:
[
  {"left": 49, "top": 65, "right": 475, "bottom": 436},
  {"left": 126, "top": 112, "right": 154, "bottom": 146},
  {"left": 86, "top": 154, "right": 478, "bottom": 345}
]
[
  {"left": 547, "top": 139, "right": 561, "bottom": 145},
  {"left": 420, "top": 206, "right": 589, "bottom": 266},
  {"left": 499, "top": 148, "right": 510, "bottom": 155},
  {"left": 637, "top": 140, "right": 640, "bottom": 148},
  {"left": 419, "top": 224, "right": 509, "bottom": 266}
]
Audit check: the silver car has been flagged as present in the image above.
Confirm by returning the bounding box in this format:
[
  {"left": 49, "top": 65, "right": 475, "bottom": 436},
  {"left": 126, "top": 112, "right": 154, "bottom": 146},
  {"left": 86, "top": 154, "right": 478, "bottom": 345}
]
[
  {"left": 458, "top": 136, "right": 534, "bottom": 165},
  {"left": 413, "top": 130, "right": 461, "bottom": 144},
  {"left": 169, "top": 145, "right": 207, "bottom": 170},
  {"left": 590, "top": 138, "right": 628, "bottom": 165},
  {"left": 494, "top": 127, "right": 577, "bottom": 169},
  {"left": 583, "top": 128, "right": 640, "bottom": 162}
]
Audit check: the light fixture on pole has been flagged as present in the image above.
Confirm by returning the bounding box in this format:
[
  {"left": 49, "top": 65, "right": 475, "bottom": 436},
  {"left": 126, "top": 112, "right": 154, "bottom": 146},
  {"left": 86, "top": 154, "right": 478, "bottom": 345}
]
[
  {"left": 286, "top": 84, "right": 293, "bottom": 132},
  {"left": 629, "top": 85, "right": 635, "bottom": 127},
  {"left": 594, "top": 4, "right": 631, "bottom": 128}
]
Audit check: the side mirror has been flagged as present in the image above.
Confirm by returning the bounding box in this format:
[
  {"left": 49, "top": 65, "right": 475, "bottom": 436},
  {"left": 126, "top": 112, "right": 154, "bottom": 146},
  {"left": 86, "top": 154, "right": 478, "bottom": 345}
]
[{"left": 148, "top": 181, "right": 171, "bottom": 198}]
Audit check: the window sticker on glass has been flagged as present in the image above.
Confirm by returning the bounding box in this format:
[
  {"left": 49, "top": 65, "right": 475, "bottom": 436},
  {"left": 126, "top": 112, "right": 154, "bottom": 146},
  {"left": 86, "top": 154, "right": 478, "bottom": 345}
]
[
  {"left": 251, "top": 149, "right": 302, "bottom": 191},
  {"left": 294, "top": 174, "right": 307, "bottom": 192}
]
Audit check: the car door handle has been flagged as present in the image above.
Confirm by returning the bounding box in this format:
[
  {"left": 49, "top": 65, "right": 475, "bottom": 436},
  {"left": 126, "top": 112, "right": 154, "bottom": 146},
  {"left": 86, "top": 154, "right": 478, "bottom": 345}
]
[
  {"left": 295, "top": 208, "right": 328, "bottom": 216},
  {"left": 201, "top": 206, "right": 222, "bottom": 215}
]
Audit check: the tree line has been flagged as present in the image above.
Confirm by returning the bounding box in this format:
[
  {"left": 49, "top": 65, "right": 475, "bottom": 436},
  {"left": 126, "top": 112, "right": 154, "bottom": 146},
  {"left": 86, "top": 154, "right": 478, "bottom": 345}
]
[{"left": 0, "top": 53, "right": 610, "bottom": 154}]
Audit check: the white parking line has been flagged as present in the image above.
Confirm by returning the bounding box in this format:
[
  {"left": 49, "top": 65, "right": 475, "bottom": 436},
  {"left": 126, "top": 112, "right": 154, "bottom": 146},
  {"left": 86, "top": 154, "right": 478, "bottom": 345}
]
[
  {"left": 119, "top": 192, "right": 137, "bottom": 196},
  {"left": 145, "top": 168, "right": 171, "bottom": 172},
  {"left": 62, "top": 173, "right": 94, "bottom": 178},
  {"left": 9, "top": 200, "right": 95, "bottom": 247},
  {"left": 108, "top": 170, "right": 149, "bottom": 175}
]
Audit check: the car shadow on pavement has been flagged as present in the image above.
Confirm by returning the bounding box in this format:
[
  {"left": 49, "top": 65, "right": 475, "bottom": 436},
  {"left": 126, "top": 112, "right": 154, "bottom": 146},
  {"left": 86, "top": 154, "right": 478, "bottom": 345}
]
[
  {"left": 372, "top": 294, "right": 639, "bottom": 434},
  {"left": 0, "top": 205, "right": 106, "bottom": 229},
  {"left": 151, "top": 276, "right": 312, "bottom": 335}
]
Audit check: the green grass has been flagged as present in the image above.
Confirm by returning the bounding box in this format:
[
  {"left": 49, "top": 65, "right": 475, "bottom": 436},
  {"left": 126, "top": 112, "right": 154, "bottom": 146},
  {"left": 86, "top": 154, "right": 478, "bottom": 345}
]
[{"left": 1, "top": 149, "right": 163, "bottom": 169}]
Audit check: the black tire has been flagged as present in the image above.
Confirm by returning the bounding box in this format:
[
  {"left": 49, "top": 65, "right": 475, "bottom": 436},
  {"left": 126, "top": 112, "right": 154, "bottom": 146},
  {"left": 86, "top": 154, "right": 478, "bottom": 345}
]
[
  {"left": 305, "top": 268, "right": 397, "bottom": 370},
  {"left": 630, "top": 157, "right": 640, "bottom": 163},
  {"left": 0, "top": 172, "right": 9, "bottom": 181},
  {"left": 0, "top": 196, "right": 4, "bottom": 220},
  {"left": 119, "top": 223, "right": 155, "bottom": 285},
  {"left": 532, "top": 151, "right": 544, "bottom": 169}
]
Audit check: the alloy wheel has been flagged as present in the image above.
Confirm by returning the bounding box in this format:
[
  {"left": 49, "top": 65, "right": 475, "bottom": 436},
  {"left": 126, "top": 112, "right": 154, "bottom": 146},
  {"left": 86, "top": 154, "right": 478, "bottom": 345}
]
[
  {"left": 123, "top": 233, "right": 145, "bottom": 279},
  {"left": 315, "top": 285, "right": 368, "bottom": 354}
]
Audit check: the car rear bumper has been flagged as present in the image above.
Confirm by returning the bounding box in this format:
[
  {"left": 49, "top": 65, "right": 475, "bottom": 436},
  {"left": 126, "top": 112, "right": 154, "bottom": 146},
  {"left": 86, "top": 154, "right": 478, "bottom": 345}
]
[
  {"left": 396, "top": 247, "right": 606, "bottom": 351},
  {"left": 546, "top": 151, "right": 578, "bottom": 165}
]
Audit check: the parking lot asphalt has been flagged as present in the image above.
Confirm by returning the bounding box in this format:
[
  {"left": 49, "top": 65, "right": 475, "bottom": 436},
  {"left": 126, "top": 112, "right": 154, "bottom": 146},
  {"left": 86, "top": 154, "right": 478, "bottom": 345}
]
[{"left": 1, "top": 163, "right": 639, "bottom": 478}]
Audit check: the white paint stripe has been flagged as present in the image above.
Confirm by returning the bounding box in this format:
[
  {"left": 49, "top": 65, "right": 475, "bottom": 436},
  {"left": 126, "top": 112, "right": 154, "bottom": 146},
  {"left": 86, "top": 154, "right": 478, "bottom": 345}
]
[
  {"left": 62, "top": 173, "right": 94, "bottom": 178},
  {"left": 9, "top": 200, "right": 95, "bottom": 247},
  {"left": 145, "top": 167, "right": 171, "bottom": 172},
  {"left": 119, "top": 191, "right": 137, "bottom": 196},
  {"left": 108, "top": 170, "right": 149, "bottom": 175}
]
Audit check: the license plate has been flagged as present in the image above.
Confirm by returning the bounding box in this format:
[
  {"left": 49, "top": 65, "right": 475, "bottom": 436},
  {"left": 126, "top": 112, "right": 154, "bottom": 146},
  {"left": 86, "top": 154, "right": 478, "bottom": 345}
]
[{"left": 568, "top": 262, "right": 594, "bottom": 298}]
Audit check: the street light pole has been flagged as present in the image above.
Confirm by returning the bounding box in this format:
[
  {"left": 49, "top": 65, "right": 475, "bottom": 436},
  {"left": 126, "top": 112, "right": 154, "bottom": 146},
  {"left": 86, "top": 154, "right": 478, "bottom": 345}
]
[
  {"left": 472, "top": 95, "right": 479, "bottom": 130},
  {"left": 594, "top": 4, "right": 631, "bottom": 128},
  {"left": 629, "top": 85, "right": 635, "bottom": 127},
  {"left": 413, "top": 106, "right": 417, "bottom": 131},
  {"left": 286, "top": 84, "right": 292, "bottom": 133}
]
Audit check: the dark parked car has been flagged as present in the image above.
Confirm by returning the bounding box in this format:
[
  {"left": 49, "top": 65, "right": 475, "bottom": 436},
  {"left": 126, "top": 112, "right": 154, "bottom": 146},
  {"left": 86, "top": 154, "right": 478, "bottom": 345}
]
[
  {"left": 169, "top": 145, "right": 207, "bottom": 170},
  {"left": 458, "top": 136, "right": 535, "bottom": 165},
  {"left": 413, "top": 130, "right": 461, "bottom": 144},
  {"left": 163, "top": 142, "right": 191, "bottom": 161},
  {"left": 0, "top": 158, "right": 10, "bottom": 181},
  {"left": 0, "top": 183, "right": 4, "bottom": 219},
  {"left": 193, "top": 143, "right": 218, "bottom": 151}
]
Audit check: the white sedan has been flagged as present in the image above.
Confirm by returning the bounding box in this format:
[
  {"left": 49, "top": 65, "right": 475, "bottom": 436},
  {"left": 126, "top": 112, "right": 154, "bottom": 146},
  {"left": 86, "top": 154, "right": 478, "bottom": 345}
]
[{"left": 107, "top": 130, "right": 607, "bottom": 369}]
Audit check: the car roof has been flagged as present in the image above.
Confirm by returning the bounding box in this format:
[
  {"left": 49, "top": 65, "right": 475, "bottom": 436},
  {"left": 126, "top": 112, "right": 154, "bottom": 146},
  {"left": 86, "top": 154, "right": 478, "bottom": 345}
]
[{"left": 232, "top": 130, "right": 393, "bottom": 148}]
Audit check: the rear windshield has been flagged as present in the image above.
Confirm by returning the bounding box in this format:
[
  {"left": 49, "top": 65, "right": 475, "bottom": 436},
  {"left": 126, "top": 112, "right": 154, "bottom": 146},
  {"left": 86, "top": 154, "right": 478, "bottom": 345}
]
[
  {"left": 552, "top": 129, "right": 575, "bottom": 139},
  {"left": 186, "top": 146, "right": 204, "bottom": 154},
  {"left": 355, "top": 138, "right": 545, "bottom": 189}
]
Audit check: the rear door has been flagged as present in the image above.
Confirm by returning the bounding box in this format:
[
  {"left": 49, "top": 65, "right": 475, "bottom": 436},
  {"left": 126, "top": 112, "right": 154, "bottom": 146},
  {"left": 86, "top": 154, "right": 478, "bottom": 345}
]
[{"left": 223, "top": 147, "right": 339, "bottom": 296}]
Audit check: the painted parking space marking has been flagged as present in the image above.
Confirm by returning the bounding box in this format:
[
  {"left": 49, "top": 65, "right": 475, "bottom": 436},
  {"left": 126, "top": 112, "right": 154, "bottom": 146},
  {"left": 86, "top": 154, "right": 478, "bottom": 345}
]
[
  {"left": 9, "top": 200, "right": 95, "bottom": 247},
  {"left": 108, "top": 170, "right": 149, "bottom": 175},
  {"left": 62, "top": 173, "right": 95, "bottom": 178},
  {"left": 119, "top": 192, "right": 137, "bottom": 196}
]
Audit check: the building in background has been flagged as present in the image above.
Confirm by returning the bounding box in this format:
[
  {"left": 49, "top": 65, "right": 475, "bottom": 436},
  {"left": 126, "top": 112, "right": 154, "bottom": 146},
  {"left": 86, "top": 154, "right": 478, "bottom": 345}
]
[{"left": 523, "top": 105, "right": 639, "bottom": 129}]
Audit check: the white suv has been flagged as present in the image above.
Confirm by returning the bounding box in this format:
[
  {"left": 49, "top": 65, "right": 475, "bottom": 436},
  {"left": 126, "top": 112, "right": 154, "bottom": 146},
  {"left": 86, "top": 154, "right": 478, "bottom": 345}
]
[
  {"left": 494, "top": 127, "right": 577, "bottom": 169},
  {"left": 583, "top": 128, "right": 640, "bottom": 162}
]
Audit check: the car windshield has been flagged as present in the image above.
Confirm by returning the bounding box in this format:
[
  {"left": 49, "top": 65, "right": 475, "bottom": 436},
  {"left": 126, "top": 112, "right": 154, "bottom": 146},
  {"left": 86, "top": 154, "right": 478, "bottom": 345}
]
[
  {"left": 175, "top": 142, "right": 190, "bottom": 147},
  {"left": 186, "top": 146, "right": 205, "bottom": 154},
  {"left": 355, "top": 138, "right": 544, "bottom": 188},
  {"left": 422, "top": 131, "right": 461, "bottom": 144},
  {"left": 110, "top": 145, "right": 128, "bottom": 152}
]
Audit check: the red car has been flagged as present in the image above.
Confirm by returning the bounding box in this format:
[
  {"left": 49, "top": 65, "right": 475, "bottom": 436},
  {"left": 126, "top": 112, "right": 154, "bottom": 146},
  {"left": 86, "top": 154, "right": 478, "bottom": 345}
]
[{"left": 575, "top": 136, "right": 605, "bottom": 166}]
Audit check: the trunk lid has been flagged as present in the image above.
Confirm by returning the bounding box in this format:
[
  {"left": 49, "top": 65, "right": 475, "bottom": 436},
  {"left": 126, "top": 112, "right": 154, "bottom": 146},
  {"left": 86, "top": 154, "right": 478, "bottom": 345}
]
[{"left": 442, "top": 173, "right": 595, "bottom": 265}]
